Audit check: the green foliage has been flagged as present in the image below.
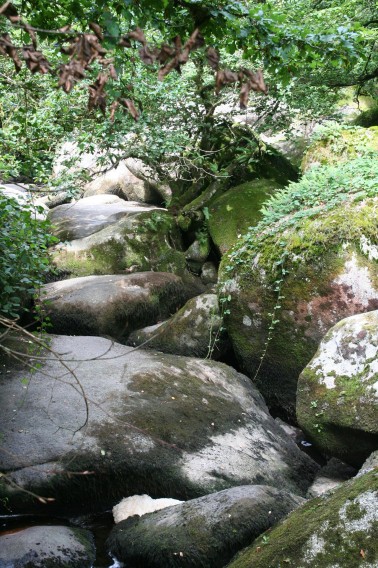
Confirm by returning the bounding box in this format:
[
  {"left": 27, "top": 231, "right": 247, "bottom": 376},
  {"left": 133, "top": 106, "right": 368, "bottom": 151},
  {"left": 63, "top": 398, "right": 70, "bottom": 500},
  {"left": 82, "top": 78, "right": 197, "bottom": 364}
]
[
  {"left": 0, "top": 194, "right": 57, "bottom": 317},
  {"left": 225, "top": 151, "right": 378, "bottom": 274},
  {"left": 0, "top": 49, "right": 90, "bottom": 183},
  {"left": 259, "top": 152, "right": 378, "bottom": 226},
  {"left": 0, "top": 0, "right": 376, "bottom": 208}
]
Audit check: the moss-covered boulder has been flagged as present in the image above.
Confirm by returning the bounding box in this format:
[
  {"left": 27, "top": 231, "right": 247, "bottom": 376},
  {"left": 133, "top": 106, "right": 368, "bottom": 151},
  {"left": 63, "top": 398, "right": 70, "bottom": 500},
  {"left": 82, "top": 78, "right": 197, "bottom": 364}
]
[
  {"left": 301, "top": 125, "right": 378, "bottom": 172},
  {"left": 226, "top": 469, "right": 378, "bottom": 568},
  {"left": 353, "top": 106, "right": 378, "bottom": 128},
  {"left": 128, "top": 293, "right": 229, "bottom": 359},
  {"left": 219, "top": 156, "right": 378, "bottom": 419},
  {"left": 107, "top": 485, "right": 304, "bottom": 568},
  {"left": 38, "top": 273, "right": 194, "bottom": 340},
  {"left": 50, "top": 196, "right": 188, "bottom": 278},
  {"left": 208, "top": 179, "right": 280, "bottom": 255},
  {"left": 0, "top": 335, "right": 319, "bottom": 516},
  {"left": 297, "top": 311, "right": 378, "bottom": 466}
]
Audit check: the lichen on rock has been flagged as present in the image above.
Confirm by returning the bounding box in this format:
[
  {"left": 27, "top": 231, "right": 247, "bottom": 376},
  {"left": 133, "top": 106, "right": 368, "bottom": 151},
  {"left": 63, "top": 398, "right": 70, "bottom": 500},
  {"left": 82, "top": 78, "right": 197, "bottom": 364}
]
[
  {"left": 219, "top": 153, "right": 378, "bottom": 419},
  {"left": 297, "top": 310, "right": 378, "bottom": 466},
  {"left": 226, "top": 469, "right": 378, "bottom": 568}
]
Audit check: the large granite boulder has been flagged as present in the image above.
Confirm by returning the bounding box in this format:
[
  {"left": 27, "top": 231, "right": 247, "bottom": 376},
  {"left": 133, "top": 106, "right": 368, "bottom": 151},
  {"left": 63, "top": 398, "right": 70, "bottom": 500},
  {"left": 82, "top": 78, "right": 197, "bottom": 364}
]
[
  {"left": 38, "top": 273, "right": 193, "bottom": 340},
  {"left": 48, "top": 194, "right": 162, "bottom": 241},
  {"left": 0, "top": 335, "right": 319, "bottom": 516},
  {"left": 83, "top": 160, "right": 159, "bottom": 203},
  {"left": 226, "top": 469, "right": 378, "bottom": 568},
  {"left": 50, "top": 196, "right": 188, "bottom": 278},
  {"left": 297, "top": 310, "right": 378, "bottom": 466},
  {"left": 219, "top": 157, "right": 378, "bottom": 419},
  {"left": 128, "top": 293, "right": 229, "bottom": 359},
  {"left": 107, "top": 485, "right": 304, "bottom": 568},
  {"left": 0, "top": 525, "right": 95, "bottom": 568}
]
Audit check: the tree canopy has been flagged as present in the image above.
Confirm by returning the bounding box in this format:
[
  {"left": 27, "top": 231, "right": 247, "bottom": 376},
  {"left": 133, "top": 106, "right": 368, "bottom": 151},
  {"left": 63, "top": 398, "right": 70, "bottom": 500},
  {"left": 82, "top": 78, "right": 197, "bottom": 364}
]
[{"left": 0, "top": 0, "right": 377, "bottom": 186}]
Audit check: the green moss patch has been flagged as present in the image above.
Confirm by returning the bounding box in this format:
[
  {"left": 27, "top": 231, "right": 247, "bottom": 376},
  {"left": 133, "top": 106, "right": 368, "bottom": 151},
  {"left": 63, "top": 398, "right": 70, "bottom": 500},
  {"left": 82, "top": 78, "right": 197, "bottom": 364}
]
[
  {"left": 53, "top": 209, "right": 187, "bottom": 277},
  {"left": 227, "top": 469, "right": 378, "bottom": 568},
  {"left": 301, "top": 126, "right": 378, "bottom": 172},
  {"left": 208, "top": 179, "right": 281, "bottom": 255}
]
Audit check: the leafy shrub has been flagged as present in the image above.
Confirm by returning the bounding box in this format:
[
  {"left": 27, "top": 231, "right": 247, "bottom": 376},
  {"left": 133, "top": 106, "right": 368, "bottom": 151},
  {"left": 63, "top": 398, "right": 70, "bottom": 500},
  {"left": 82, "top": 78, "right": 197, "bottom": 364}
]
[
  {"left": 0, "top": 194, "right": 57, "bottom": 317},
  {"left": 258, "top": 152, "right": 378, "bottom": 229}
]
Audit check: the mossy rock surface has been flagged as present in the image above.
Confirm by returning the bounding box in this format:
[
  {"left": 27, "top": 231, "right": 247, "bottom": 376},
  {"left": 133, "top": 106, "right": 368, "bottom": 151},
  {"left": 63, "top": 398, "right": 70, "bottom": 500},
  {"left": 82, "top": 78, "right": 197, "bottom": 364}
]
[
  {"left": 38, "top": 272, "right": 194, "bottom": 341},
  {"left": 219, "top": 197, "right": 378, "bottom": 419},
  {"left": 128, "top": 293, "right": 229, "bottom": 359},
  {"left": 52, "top": 204, "right": 187, "bottom": 278},
  {"left": 208, "top": 179, "right": 280, "bottom": 255},
  {"left": 353, "top": 106, "right": 378, "bottom": 128},
  {"left": 226, "top": 469, "right": 378, "bottom": 568},
  {"left": 301, "top": 126, "right": 378, "bottom": 172},
  {"left": 297, "top": 310, "right": 378, "bottom": 466},
  {"left": 107, "top": 485, "right": 304, "bottom": 568},
  {"left": 0, "top": 335, "right": 318, "bottom": 516}
]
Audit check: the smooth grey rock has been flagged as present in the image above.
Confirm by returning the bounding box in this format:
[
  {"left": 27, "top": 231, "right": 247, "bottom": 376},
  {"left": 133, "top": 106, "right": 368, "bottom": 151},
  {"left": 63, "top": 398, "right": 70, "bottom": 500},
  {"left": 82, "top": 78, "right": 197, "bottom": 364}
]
[
  {"left": 185, "top": 237, "right": 210, "bottom": 263},
  {"left": 201, "top": 262, "right": 218, "bottom": 285},
  {"left": 0, "top": 525, "right": 95, "bottom": 568},
  {"left": 0, "top": 184, "right": 48, "bottom": 220},
  {"left": 38, "top": 273, "right": 192, "bottom": 340},
  {"left": 107, "top": 485, "right": 304, "bottom": 568},
  {"left": 358, "top": 450, "right": 378, "bottom": 476},
  {"left": 0, "top": 335, "right": 319, "bottom": 516},
  {"left": 40, "top": 190, "right": 72, "bottom": 209},
  {"left": 50, "top": 205, "right": 189, "bottom": 279},
  {"left": 48, "top": 194, "right": 163, "bottom": 241}
]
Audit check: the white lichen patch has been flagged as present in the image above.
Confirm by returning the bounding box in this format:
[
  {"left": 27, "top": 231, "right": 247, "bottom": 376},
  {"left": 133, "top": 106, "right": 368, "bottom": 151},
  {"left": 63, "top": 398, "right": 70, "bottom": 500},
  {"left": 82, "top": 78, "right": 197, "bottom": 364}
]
[
  {"left": 243, "top": 315, "right": 252, "bottom": 327},
  {"left": 302, "top": 529, "right": 328, "bottom": 563},
  {"left": 339, "top": 491, "right": 378, "bottom": 532},
  {"left": 221, "top": 275, "right": 241, "bottom": 293},
  {"left": 180, "top": 426, "right": 289, "bottom": 487},
  {"left": 308, "top": 311, "right": 378, "bottom": 389},
  {"left": 360, "top": 235, "right": 378, "bottom": 261},
  {"left": 334, "top": 254, "right": 378, "bottom": 307},
  {"left": 368, "top": 381, "right": 378, "bottom": 396}
]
